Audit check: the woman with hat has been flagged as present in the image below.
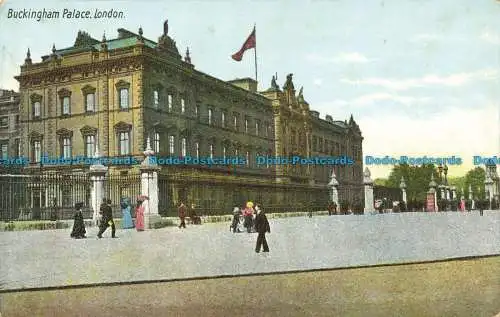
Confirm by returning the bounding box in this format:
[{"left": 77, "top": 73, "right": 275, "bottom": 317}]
[
  {"left": 70, "top": 202, "right": 86, "bottom": 239},
  {"left": 135, "top": 195, "right": 148, "bottom": 231},
  {"left": 121, "top": 197, "right": 134, "bottom": 229}
]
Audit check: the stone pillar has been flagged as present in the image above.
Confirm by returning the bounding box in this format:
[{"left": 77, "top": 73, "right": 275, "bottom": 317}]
[
  {"left": 451, "top": 186, "right": 457, "bottom": 201},
  {"left": 140, "top": 137, "right": 161, "bottom": 229},
  {"left": 89, "top": 148, "right": 108, "bottom": 225},
  {"left": 328, "top": 169, "right": 339, "bottom": 206},
  {"left": 400, "top": 176, "right": 407, "bottom": 204},
  {"left": 445, "top": 186, "right": 451, "bottom": 200},
  {"left": 363, "top": 167, "right": 374, "bottom": 214},
  {"left": 485, "top": 174, "right": 494, "bottom": 210},
  {"left": 429, "top": 174, "right": 437, "bottom": 211},
  {"left": 468, "top": 184, "right": 473, "bottom": 200}
]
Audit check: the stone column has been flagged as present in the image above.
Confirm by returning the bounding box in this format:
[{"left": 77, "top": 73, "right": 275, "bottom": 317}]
[
  {"left": 485, "top": 174, "right": 494, "bottom": 210},
  {"left": 400, "top": 176, "right": 407, "bottom": 204},
  {"left": 468, "top": 184, "right": 473, "bottom": 200},
  {"left": 328, "top": 169, "right": 339, "bottom": 206},
  {"left": 140, "top": 137, "right": 160, "bottom": 229},
  {"left": 89, "top": 149, "right": 108, "bottom": 225},
  {"left": 363, "top": 167, "right": 374, "bottom": 214},
  {"left": 451, "top": 186, "right": 457, "bottom": 201},
  {"left": 429, "top": 174, "right": 437, "bottom": 211}
]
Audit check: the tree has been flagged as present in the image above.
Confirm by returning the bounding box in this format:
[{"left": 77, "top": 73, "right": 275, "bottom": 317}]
[
  {"left": 387, "top": 164, "right": 437, "bottom": 203},
  {"left": 374, "top": 178, "right": 388, "bottom": 186},
  {"left": 464, "top": 167, "right": 486, "bottom": 200}
]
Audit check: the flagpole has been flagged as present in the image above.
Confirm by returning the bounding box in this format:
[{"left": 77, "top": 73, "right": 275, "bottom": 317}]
[{"left": 254, "top": 24, "right": 257, "bottom": 84}]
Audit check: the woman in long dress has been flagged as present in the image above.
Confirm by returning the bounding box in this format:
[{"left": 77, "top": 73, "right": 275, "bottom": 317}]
[
  {"left": 70, "top": 202, "right": 86, "bottom": 239},
  {"left": 121, "top": 198, "right": 134, "bottom": 229},
  {"left": 135, "top": 196, "right": 147, "bottom": 231}
]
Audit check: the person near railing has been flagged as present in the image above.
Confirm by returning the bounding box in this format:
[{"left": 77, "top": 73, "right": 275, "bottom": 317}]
[
  {"left": 243, "top": 201, "right": 254, "bottom": 233},
  {"left": 121, "top": 198, "right": 134, "bottom": 229},
  {"left": 178, "top": 202, "right": 187, "bottom": 229},
  {"left": 70, "top": 202, "right": 86, "bottom": 239},
  {"left": 135, "top": 195, "right": 148, "bottom": 231},
  {"left": 231, "top": 207, "right": 241, "bottom": 233},
  {"left": 190, "top": 203, "right": 201, "bottom": 225},
  {"left": 97, "top": 198, "right": 116, "bottom": 238}
]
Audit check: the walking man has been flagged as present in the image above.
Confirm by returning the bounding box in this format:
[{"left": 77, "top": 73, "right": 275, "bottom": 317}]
[
  {"left": 97, "top": 198, "right": 116, "bottom": 238},
  {"left": 178, "top": 202, "right": 187, "bottom": 229},
  {"left": 254, "top": 205, "right": 270, "bottom": 253}
]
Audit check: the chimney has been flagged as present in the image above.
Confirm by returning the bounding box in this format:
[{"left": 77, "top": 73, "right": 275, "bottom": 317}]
[
  {"left": 227, "top": 78, "right": 257, "bottom": 93},
  {"left": 325, "top": 115, "right": 333, "bottom": 122}
]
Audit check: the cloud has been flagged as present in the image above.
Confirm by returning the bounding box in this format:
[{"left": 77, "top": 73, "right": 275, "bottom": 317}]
[
  {"left": 306, "top": 52, "right": 373, "bottom": 64},
  {"left": 350, "top": 93, "right": 431, "bottom": 107},
  {"left": 341, "top": 69, "right": 499, "bottom": 91},
  {"left": 480, "top": 30, "right": 500, "bottom": 45},
  {"left": 411, "top": 33, "right": 440, "bottom": 42},
  {"left": 313, "top": 78, "right": 323, "bottom": 86},
  {"left": 358, "top": 103, "right": 499, "bottom": 178}
]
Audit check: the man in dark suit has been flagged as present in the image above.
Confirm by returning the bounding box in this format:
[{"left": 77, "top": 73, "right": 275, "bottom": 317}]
[
  {"left": 254, "top": 205, "right": 270, "bottom": 253},
  {"left": 97, "top": 198, "right": 116, "bottom": 238}
]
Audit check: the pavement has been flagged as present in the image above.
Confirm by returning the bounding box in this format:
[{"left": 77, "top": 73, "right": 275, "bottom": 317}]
[
  {"left": 1, "top": 257, "right": 499, "bottom": 317},
  {"left": 0, "top": 211, "right": 499, "bottom": 291}
]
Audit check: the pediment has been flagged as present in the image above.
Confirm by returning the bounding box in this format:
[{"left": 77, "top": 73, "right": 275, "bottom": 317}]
[
  {"left": 115, "top": 80, "right": 130, "bottom": 89},
  {"left": 80, "top": 125, "right": 97, "bottom": 136},
  {"left": 30, "top": 93, "right": 42, "bottom": 102},
  {"left": 114, "top": 121, "right": 132, "bottom": 131},
  {"left": 29, "top": 131, "right": 43, "bottom": 139},
  {"left": 81, "top": 85, "right": 96, "bottom": 94},
  {"left": 57, "top": 88, "right": 72, "bottom": 97},
  {"left": 56, "top": 128, "right": 73, "bottom": 137}
]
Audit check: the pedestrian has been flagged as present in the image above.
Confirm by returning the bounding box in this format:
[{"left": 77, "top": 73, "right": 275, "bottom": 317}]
[
  {"left": 178, "top": 202, "right": 187, "bottom": 229},
  {"left": 97, "top": 198, "right": 116, "bottom": 239},
  {"left": 190, "top": 203, "right": 201, "bottom": 225},
  {"left": 254, "top": 205, "right": 270, "bottom": 253},
  {"left": 327, "top": 201, "right": 334, "bottom": 216},
  {"left": 243, "top": 202, "right": 254, "bottom": 233},
  {"left": 70, "top": 202, "right": 86, "bottom": 239},
  {"left": 231, "top": 207, "right": 241, "bottom": 233},
  {"left": 135, "top": 195, "right": 148, "bottom": 231},
  {"left": 121, "top": 197, "right": 134, "bottom": 229}
]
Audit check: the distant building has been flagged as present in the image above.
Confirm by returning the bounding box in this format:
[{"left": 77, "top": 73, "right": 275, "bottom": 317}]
[
  {"left": 0, "top": 89, "right": 20, "bottom": 160},
  {"left": 14, "top": 20, "right": 363, "bottom": 212}
]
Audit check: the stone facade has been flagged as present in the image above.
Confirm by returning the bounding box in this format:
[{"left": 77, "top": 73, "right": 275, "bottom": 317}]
[
  {"left": 0, "top": 89, "right": 20, "bottom": 160},
  {"left": 14, "top": 21, "right": 363, "bottom": 209}
]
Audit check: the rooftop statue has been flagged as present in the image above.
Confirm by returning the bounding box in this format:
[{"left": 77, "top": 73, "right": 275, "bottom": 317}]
[{"left": 283, "top": 73, "right": 294, "bottom": 91}]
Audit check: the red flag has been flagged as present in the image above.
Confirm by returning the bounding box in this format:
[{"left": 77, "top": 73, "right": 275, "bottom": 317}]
[{"left": 231, "top": 27, "right": 256, "bottom": 61}]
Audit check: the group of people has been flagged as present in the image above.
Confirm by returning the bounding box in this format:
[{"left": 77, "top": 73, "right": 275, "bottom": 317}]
[
  {"left": 231, "top": 202, "right": 271, "bottom": 253},
  {"left": 177, "top": 202, "right": 202, "bottom": 229},
  {"left": 70, "top": 195, "right": 149, "bottom": 239}
]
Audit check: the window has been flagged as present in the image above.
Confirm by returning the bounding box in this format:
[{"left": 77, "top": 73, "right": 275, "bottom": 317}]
[
  {"left": 209, "top": 144, "right": 214, "bottom": 159},
  {"left": 255, "top": 120, "right": 260, "bottom": 136},
  {"left": 0, "top": 117, "right": 8, "bottom": 128},
  {"left": 266, "top": 124, "right": 270, "bottom": 137},
  {"left": 233, "top": 114, "right": 238, "bottom": 130},
  {"left": 153, "top": 90, "right": 159, "bottom": 108},
  {"left": 33, "top": 101, "right": 41, "bottom": 118},
  {"left": 181, "top": 98, "right": 185, "bottom": 113},
  {"left": 15, "top": 115, "right": 19, "bottom": 125},
  {"left": 86, "top": 93, "right": 95, "bottom": 112},
  {"left": 195, "top": 105, "right": 200, "bottom": 119},
  {"left": 85, "top": 135, "right": 95, "bottom": 158},
  {"left": 32, "top": 140, "right": 41, "bottom": 163},
  {"left": 14, "top": 139, "right": 20, "bottom": 157},
  {"left": 119, "top": 132, "right": 130, "bottom": 155},
  {"left": 245, "top": 118, "right": 249, "bottom": 133},
  {"left": 223, "top": 146, "right": 226, "bottom": 159},
  {"left": 153, "top": 133, "right": 160, "bottom": 153},
  {"left": 62, "top": 96, "right": 71, "bottom": 115},
  {"left": 168, "top": 94, "right": 173, "bottom": 111},
  {"left": 195, "top": 142, "right": 199, "bottom": 158},
  {"left": 221, "top": 111, "right": 226, "bottom": 128},
  {"left": 235, "top": 148, "right": 239, "bottom": 157},
  {"left": 169, "top": 135, "right": 175, "bottom": 154},
  {"left": 119, "top": 88, "right": 129, "bottom": 109},
  {"left": 181, "top": 137, "right": 187, "bottom": 157},
  {"left": 0, "top": 143, "right": 8, "bottom": 159},
  {"left": 62, "top": 137, "right": 72, "bottom": 159},
  {"left": 246, "top": 151, "right": 250, "bottom": 166},
  {"left": 208, "top": 108, "right": 213, "bottom": 125}
]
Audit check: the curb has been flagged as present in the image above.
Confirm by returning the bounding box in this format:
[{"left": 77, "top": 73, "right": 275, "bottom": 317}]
[{"left": 0, "top": 253, "right": 498, "bottom": 294}]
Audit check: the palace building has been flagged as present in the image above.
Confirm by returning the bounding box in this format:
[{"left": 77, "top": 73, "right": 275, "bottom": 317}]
[
  {"left": 14, "top": 20, "right": 363, "bottom": 214},
  {"left": 0, "top": 89, "right": 20, "bottom": 160}
]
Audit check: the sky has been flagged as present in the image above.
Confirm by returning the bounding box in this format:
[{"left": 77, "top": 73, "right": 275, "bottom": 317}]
[{"left": 0, "top": 0, "right": 498, "bottom": 178}]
